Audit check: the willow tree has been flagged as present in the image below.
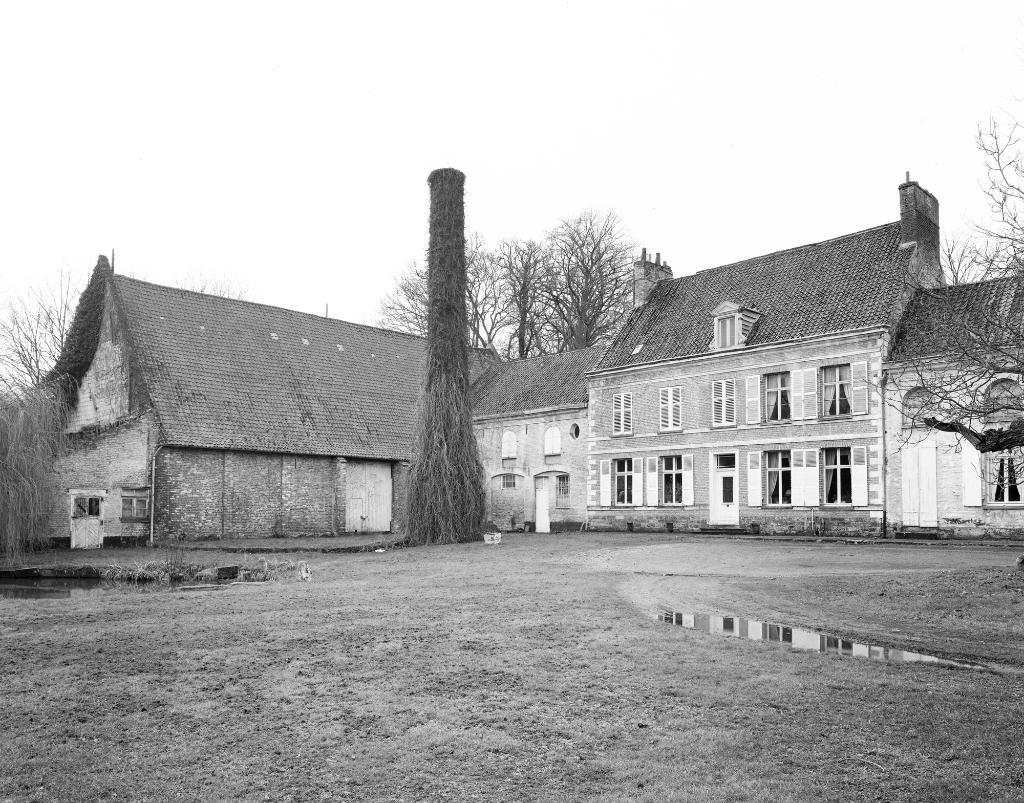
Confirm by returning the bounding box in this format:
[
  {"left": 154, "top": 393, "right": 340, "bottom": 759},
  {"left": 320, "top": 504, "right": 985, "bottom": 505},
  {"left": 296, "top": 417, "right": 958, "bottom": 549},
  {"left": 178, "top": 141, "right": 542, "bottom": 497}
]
[{"left": 405, "top": 168, "right": 486, "bottom": 545}]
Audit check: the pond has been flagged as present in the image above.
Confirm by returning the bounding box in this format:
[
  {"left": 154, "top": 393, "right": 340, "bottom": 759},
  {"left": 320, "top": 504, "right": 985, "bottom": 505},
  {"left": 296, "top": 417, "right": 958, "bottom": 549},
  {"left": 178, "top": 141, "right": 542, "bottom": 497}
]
[{"left": 0, "top": 577, "right": 118, "bottom": 600}]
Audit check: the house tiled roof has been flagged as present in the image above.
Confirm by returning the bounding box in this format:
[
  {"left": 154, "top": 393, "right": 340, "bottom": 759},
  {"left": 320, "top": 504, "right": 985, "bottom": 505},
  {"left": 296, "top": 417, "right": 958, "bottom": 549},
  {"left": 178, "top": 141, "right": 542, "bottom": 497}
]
[
  {"left": 471, "top": 346, "right": 604, "bottom": 417},
  {"left": 595, "top": 222, "right": 913, "bottom": 371},
  {"left": 111, "top": 276, "right": 496, "bottom": 460},
  {"left": 889, "top": 276, "right": 1024, "bottom": 361}
]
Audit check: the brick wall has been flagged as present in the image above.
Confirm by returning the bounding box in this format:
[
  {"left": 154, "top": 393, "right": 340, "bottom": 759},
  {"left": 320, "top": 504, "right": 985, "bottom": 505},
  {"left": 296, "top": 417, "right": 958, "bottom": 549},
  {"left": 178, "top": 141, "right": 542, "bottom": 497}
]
[
  {"left": 588, "top": 332, "right": 886, "bottom": 535},
  {"left": 474, "top": 408, "right": 589, "bottom": 531}
]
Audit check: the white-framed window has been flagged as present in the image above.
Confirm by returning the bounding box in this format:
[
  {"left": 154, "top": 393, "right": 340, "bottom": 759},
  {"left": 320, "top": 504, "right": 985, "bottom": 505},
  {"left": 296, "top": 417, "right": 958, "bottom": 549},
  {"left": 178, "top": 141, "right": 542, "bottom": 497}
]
[
  {"left": 614, "top": 458, "right": 633, "bottom": 504},
  {"left": 765, "top": 451, "right": 792, "bottom": 505},
  {"left": 612, "top": 392, "right": 633, "bottom": 435},
  {"left": 765, "top": 373, "right": 791, "bottom": 422},
  {"left": 823, "top": 447, "right": 852, "bottom": 504},
  {"left": 989, "top": 451, "right": 1023, "bottom": 503},
  {"left": 556, "top": 475, "right": 570, "bottom": 508},
  {"left": 715, "top": 315, "right": 738, "bottom": 348},
  {"left": 822, "top": 365, "right": 851, "bottom": 417},
  {"left": 501, "top": 430, "right": 518, "bottom": 459},
  {"left": 543, "top": 426, "right": 561, "bottom": 456},
  {"left": 500, "top": 473, "right": 517, "bottom": 490},
  {"left": 659, "top": 386, "right": 683, "bottom": 431},
  {"left": 662, "top": 455, "right": 684, "bottom": 504},
  {"left": 712, "top": 379, "right": 736, "bottom": 426},
  {"left": 72, "top": 496, "right": 101, "bottom": 518},
  {"left": 986, "top": 379, "right": 1024, "bottom": 428},
  {"left": 902, "top": 387, "right": 932, "bottom": 429},
  {"left": 120, "top": 489, "right": 150, "bottom": 521}
]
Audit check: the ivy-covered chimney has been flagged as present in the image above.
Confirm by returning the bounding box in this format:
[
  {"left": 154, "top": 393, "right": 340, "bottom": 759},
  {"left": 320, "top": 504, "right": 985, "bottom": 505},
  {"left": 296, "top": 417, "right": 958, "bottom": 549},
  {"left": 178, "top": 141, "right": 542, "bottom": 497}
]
[{"left": 633, "top": 248, "right": 673, "bottom": 308}]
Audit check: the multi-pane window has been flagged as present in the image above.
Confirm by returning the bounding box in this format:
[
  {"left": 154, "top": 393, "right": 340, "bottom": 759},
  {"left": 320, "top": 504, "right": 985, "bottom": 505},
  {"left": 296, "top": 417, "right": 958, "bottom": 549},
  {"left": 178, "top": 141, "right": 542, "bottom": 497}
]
[
  {"left": 766, "top": 451, "right": 792, "bottom": 505},
  {"left": 659, "top": 387, "right": 683, "bottom": 430},
  {"left": 72, "top": 496, "right": 101, "bottom": 518},
  {"left": 614, "top": 458, "right": 633, "bottom": 505},
  {"left": 716, "top": 315, "right": 737, "bottom": 348},
  {"left": 765, "top": 373, "right": 791, "bottom": 421},
  {"left": 612, "top": 393, "right": 633, "bottom": 435},
  {"left": 556, "top": 475, "right": 570, "bottom": 508},
  {"left": 501, "top": 473, "right": 517, "bottom": 489},
  {"left": 662, "top": 455, "right": 684, "bottom": 504},
  {"left": 991, "top": 451, "right": 1023, "bottom": 503},
  {"left": 822, "top": 365, "right": 851, "bottom": 417},
  {"left": 120, "top": 491, "right": 149, "bottom": 521},
  {"left": 823, "top": 447, "right": 852, "bottom": 503},
  {"left": 712, "top": 379, "right": 736, "bottom": 426}
]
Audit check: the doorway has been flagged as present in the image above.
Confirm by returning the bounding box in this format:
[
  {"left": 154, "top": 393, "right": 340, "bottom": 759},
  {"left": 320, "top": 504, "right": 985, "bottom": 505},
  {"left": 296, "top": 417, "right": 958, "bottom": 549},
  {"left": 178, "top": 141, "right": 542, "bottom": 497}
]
[
  {"left": 534, "top": 476, "right": 550, "bottom": 533},
  {"left": 70, "top": 492, "right": 105, "bottom": 549},
  {"left": 709, "top": 452, "right": 739, "bottom": 525}
]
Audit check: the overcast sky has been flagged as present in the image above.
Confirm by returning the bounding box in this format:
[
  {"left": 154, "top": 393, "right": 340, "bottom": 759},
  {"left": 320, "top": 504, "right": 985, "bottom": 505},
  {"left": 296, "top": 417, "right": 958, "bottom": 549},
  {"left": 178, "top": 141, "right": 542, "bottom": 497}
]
[{"left": 2, "top": 1, "right": 1023, "bottom": 325}]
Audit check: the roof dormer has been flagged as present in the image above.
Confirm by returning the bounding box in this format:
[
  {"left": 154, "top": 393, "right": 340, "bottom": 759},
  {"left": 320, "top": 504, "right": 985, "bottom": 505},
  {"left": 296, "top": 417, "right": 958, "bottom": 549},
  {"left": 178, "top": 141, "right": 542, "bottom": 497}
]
[{"left": 711, "top": 301, "right": 761, "bottom": 350}]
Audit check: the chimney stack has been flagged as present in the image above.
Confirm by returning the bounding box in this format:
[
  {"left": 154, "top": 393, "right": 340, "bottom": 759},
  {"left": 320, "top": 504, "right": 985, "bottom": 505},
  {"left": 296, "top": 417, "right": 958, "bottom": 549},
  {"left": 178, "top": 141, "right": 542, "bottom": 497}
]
[
  {"left": 633, "top": 248, "right": 673, "bottom": 308},
  {"left": 898, "top": 176, "right": 943, "bottom": 288}
]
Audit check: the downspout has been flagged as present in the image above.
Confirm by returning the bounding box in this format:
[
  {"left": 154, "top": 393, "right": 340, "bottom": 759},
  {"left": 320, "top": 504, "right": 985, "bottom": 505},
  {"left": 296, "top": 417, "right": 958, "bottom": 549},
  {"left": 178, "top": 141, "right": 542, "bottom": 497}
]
[
  {"left": 879, "top": 371, "right": 888, "bottom": 538},
  {"left": 149, "top": 443, "right": 164, "bottom": 547}
]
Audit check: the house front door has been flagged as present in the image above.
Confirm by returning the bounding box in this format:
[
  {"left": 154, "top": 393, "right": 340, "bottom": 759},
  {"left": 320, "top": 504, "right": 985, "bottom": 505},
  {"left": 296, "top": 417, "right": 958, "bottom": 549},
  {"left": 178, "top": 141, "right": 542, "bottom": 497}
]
[
  {"left": 534, "top": 477, "right": 551, "bottom": 533},
  {"left": 710, "top": 453, "right": 740, "bottom": 526},
  {"left": 70, "top": 493, "right": 105, "bottom": 549},
  {"left": 901, "top": 441, "right": 937, "bottom": 527}
]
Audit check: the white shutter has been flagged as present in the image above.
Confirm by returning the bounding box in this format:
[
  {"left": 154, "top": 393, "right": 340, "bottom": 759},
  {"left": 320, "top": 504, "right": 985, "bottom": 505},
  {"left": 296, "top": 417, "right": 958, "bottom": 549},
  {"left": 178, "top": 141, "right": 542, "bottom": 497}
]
[
  {"left": 712, "top": 381, "right": 723, "bottom": 426},
  {"left": 962, "top": 442, "right": 983, "bottom": 507},
  {"left": 852, "top": 361, "right": 868, "bottom": 415},
  {"left": 672, "top": 387, "right": 682, "bottom": 429},
  {"left": 851, "top": 446, "right": 868, "bottom": 506},
  {"left": 544, "top": 426, "right": 561, "bottom": 456},
  {"left": 802, "top": 368, "right": 817, "bottom": 420},
  {"left": 901, "top": 447, "right": 920, "bottom": 524},
  {"left": 623, "top": 393, "right": 633, "bottom": 433},
  {"left": 791, "top": 370, "right": 804, "bottom": 420},
  {"left": 645, "top": 456, "right": 659, "bottom": 506},
  {"left": 501, "top": 431, "right": 517, "bottom": 459},
  {"left": 791, "top": 450, "right": 805, "bottom": 505},
  {"left": 918, "top": 441, "right": 938, "bottom": 527},
  {"left": 632, "top": 458, "right": 643, "bottom": 506},
  {"left": 681, "top": 454, "right": 694, "bottom": 505},
  {"left": 659, "top": 388, "right": 671, "bottom": 430},
  {"left": 612, "top": 395, "right": 622, "bottom": 434},
  {"left": 599, "top": 460, "right": 611, "bottom": 507},
  {"left": 803, "top": 449, "right": 820, "bottom": 506},
  {"left": 724, "top": 379, "right": 736, "bottom": 424},
  {"left": 745, "top": 375, "right": 760, "bottom": 424},
  {"left": 747, "top": 452, "right": 762, "bottom": 507}
]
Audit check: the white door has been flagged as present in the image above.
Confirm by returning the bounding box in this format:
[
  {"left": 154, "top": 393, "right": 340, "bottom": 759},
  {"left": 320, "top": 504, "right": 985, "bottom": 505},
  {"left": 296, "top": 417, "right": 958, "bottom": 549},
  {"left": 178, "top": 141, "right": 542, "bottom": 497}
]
[
  {"left": 901, "top": 442, "right": 937, "bottom": 527},
  {"left": 535, "top": 477, "right": 550, "bottom": 533},
  {"left": 346, "top": 462, "right": 394, "bottom": 532},
  {"left": 70, "top": 493, "right": 104, "bottom": 549},
  {"left": 710, "top": 454, "right": 740, "bottom": 525}
]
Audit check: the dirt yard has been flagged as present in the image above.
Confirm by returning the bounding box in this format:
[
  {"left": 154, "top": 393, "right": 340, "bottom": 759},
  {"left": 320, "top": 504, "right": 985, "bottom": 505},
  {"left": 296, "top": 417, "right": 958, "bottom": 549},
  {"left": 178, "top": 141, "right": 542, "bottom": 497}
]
[{"left": 1, "top": 533, "right": 1022, "bottom": 802}]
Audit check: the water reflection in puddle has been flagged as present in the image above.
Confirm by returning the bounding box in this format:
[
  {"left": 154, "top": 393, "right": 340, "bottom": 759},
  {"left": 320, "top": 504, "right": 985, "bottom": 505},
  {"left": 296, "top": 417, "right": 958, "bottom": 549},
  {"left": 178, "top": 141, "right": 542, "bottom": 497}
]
[
  {"left": 660, "top": 609, "right": 991, "bottom": 671},
  {"left": 0, "top": 578, "right": 113, "bottom": 600}
]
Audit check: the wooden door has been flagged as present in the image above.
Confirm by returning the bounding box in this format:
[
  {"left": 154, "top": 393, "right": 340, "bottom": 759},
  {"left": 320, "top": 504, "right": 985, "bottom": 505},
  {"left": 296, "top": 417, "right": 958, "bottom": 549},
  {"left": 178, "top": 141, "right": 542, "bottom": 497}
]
[
  {"left": 901, "top": 442, "right": 937, "bottom": 527},
  {"left": 710, "top": 453, "right": 739, "bottom": 525},
  {"left": 535, "top": 477, "right": 550, "bottom": 533},
  {"left": 346, "top": 461, "right": 393, "bottom": 532},
  {"left": 70, "top": 494, "right": 104, "bottom": 549}
]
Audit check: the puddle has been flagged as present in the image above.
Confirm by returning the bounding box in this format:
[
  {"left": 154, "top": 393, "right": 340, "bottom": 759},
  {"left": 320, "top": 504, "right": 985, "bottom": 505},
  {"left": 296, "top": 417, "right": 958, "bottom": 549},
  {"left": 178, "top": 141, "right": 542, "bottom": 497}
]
[
  {"left": 660, "top": 609, "right": 993, "bottom": 671},
  {"left": 0, "top": 577, "right": 116, "bottom": 600}
]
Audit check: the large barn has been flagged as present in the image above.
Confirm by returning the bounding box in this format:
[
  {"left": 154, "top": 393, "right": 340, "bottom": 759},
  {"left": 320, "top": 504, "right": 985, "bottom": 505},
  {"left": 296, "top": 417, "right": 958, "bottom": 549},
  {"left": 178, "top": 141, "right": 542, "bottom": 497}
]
[{"left": 49, "top": 258, "right": 495, "bottom": 547}]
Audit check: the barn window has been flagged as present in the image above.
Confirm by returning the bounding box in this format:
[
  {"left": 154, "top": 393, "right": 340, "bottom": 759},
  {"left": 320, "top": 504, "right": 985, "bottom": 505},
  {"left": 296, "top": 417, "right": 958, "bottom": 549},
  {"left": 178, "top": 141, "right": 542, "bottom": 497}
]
[
  {"left": 990, "top": 451, "right": 1023, "bottom": 503},
  {"left": 501, "top": 474, "right": 517, "bottom": 490},
  {"left": 73, "top": 496, "right": 101, "bottom": 518},
  {"left": 121, "top": 489, "right": 150, "bottom": 521},
  {"left": 501, "top": 430, "right": 518, "bottom": 459},
  {"left": 556, "top": 475, "right": 570, "bottom": 508},
  {"left": 570, "top": 423, "right": 580, "bottom": 439},
  {"left": 543, "top": 426, "right": 561, "bottom": 456}
]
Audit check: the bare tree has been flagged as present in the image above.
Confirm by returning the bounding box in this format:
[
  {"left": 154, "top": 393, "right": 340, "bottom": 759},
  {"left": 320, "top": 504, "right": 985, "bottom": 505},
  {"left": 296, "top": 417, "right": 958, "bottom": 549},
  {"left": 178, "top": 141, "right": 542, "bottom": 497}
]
[
  {"left": 378, "top": 260, "right": 429, "bottom": 336},
  {"left": 496, "top": 238, "right": 549, "bottom": 359},
  {"left": 0, "top": 270, "right": 81, "bottom": 394},
  {"left": 540, "top": 211, "right": 634, "bottom": 352},
  {"left": 175, "top": 272, "right": 249, "bottom": 300}
]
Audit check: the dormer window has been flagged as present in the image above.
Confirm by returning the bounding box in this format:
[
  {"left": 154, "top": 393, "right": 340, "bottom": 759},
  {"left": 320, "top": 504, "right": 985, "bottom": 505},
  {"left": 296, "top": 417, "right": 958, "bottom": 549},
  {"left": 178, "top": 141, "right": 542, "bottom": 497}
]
[{"left": 711, "top": 301, "right": 760, "bottom": 350}]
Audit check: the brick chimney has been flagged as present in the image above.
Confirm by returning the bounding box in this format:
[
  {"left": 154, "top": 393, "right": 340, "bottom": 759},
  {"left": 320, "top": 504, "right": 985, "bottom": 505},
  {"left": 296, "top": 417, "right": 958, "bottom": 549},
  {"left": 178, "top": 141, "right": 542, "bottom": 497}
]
[
  {"left": 898, "top": 175, "right": 943, "bottom": 288},
  {"left": 633, "top": 248, "right": 673, "bottom": 308}
]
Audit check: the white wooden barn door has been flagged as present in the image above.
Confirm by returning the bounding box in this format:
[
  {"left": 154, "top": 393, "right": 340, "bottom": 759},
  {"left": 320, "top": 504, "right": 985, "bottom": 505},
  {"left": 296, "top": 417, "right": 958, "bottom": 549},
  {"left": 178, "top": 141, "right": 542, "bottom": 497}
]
[
  {"left": 70, "top": 492, "right": 105, "bottom": 549},
  {"left": 901, "top": 442, "right": 937, "bottom": 527},
  {"left": 346, "top": 462, "right": 393, "bottom": 532}
]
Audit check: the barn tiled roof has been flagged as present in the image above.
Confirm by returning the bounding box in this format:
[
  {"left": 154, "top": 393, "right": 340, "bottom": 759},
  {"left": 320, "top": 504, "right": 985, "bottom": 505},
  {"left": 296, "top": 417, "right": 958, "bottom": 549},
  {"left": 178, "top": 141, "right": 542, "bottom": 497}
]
[
  {"left": 595, "top": 222, "right": 913, "bottom": 371},
  {"left": 111, "top": 276, "right": 496, "bottom": 460},
  {"left": 471, "top": 346, "right": 604, "bottom": 417},
  {"left": 889, "top": 276, "right": 1024, "bottom": 361}
]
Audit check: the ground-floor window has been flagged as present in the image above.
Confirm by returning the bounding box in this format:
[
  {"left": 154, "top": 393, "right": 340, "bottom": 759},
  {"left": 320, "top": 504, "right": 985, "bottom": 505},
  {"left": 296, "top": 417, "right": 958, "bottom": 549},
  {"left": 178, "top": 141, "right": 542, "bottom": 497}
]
[
  {"left": 990, "top": 451, "right": 1023, "bottom": 503},
  {"left": 614, "top": 458, "right": 633, "bottom": 505},
  {"left": 662, "top": 455, "right": 683, "bottom": 504},
  {"left": 501, "top": 473, "right": 517, "bottom": 489},
  {"left": 766, "top": 450, "right": 791, "bottom": 505},
  {"left": 556, "top": 475, "right": 570, "bottom": 508},
  {"left": 73, "top": 496, "right": 101, "bottom": 518},
  {"left": 823, "top": 447, "right": 851, "bottom": 504},
  {"left": 120, "top": 489, "right": 150, "bottom": 521}
]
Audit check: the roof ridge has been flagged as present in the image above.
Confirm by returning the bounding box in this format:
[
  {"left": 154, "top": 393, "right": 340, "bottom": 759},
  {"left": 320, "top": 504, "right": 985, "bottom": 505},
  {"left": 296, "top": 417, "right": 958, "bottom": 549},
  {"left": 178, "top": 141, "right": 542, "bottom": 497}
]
[
  {"left": 113, "top": 274, "right": 433, "bottom": 344},
  {"left": 667, "top": 220, "right": 901, "bottom": 284}
]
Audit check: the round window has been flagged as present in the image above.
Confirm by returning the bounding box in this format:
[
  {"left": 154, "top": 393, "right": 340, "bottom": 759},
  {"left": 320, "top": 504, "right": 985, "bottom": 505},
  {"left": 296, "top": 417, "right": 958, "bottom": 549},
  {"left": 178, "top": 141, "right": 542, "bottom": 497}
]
[{"left": 570, "top": 423, "right": 580, "bottom": 439}]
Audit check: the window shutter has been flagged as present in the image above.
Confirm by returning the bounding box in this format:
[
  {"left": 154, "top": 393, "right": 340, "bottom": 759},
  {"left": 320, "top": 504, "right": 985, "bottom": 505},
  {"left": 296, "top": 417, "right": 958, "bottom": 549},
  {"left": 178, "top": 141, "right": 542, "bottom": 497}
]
[
  {"left": 851, "top": 446, "right": 868, "bottom": 506},
  {"left": 901, "top": 447, "right": 919, "bottom": 522},
  {"left": 791, "top": 370, "right": 804, "bottom": 420},
  {"left": 672, "top": 387, "right": 682, "bottom": 429},
  {"left": 745, "top": 376, "right": 760, "bottom": 424},
  {"left": 791, "top": 450, "right": 805, "bottom": 505},
  {"left": 852, "top": 361, "right": 868, "bottom": 415},
  {"left": 802, "top": 368, "right": 817, "bottom": 420},
  {"left": 659, "top": 388, "right": 670, "bottom": 430},
  {"left": 962, "top": 442, "right": 983, "bottom": 507},
  {"left": 802, "top": 449, "right": 820, "bottom": 506},
  {"left": 612, "top": 395, "right": 622, "bottom": 434},
  {"left": 747, "top": 452, "right": 762, "bottom": 507},
  {"left": 623, "top": 393, "right": 633, "bottom": 433},
  {"left": 724, "top": 379, "right": 736, "bottom": 424},
  {"left": 681, "top": 454, "right": 694, "bottom": 505},
  {"left": 501, "top": 431, "right": 517, "bottom": 459},
  {"left": 645, "top": 456, "right": 659, "bottom": 506},
  {"left": 712, "top": 381, "right": 723, "bottom": 426},
  {"left": 599, "top": 460, "right": 611, "bottom": 507},
  {"left": 632, "top": 457, "right": 644, "bottom": 506}
]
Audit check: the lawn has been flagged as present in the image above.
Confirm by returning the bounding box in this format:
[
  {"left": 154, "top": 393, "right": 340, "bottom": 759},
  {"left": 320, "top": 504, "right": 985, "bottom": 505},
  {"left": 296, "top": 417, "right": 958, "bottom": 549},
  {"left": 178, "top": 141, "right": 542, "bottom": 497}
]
[{"left": 1, "top": 533, "right": 1022, "bottom": 802}]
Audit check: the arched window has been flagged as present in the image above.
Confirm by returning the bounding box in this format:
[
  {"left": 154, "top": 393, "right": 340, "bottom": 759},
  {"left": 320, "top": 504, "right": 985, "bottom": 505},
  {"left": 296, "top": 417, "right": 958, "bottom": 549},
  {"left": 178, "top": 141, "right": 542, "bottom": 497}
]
[
  {"left": 501, "top": 430, "right": 518, "bottom": 459},
  {"left": 902, "top": 387, "right": 932, "bottom": 429},
  {"left": 986, "top": 379, "right": 1024, "bottom": 428},
  {"left": 543, "top": 426, "right": 561, "bottom": 456}
]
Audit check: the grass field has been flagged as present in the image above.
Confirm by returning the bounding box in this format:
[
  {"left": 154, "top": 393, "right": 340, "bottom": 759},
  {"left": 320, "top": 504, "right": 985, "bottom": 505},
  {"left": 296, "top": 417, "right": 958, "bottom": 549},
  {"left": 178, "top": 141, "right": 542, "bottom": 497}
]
[{"left": 2, "top": 533, "right": 1022, "bottom": 802}]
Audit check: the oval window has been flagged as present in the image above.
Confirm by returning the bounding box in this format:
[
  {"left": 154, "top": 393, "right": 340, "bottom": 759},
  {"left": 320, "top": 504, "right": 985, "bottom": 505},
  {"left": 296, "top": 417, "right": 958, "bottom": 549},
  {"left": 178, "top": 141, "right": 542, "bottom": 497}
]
[{"left": 570, "top": 423, "right": 580, "bottom": 439}]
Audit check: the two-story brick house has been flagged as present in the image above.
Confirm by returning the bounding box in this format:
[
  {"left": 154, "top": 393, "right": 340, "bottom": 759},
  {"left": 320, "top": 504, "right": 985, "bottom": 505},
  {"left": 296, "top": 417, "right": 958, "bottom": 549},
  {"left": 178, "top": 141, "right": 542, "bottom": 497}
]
[
  {"left": 471, "top": 347, "right": 600, "bottom": 532},
  {"left": 586, "top": 180, "right": 944, "bottom": 535}
]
